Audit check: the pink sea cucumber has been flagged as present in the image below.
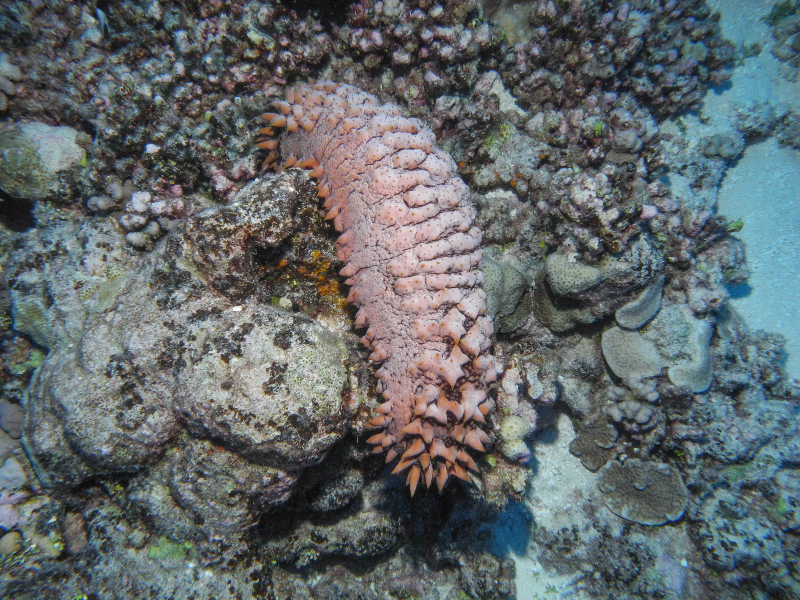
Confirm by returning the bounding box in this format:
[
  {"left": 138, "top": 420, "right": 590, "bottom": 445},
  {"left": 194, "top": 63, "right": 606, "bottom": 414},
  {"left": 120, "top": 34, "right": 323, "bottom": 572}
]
[{"left": 258, "top": 81, "right": 498, "bottom": 495}]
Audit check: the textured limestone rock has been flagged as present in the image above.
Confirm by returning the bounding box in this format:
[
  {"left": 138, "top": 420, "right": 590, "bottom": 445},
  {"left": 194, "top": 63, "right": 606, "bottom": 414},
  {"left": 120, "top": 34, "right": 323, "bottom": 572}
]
[
  {"left": 308, "top": 468, "right": 365, "bottom": 513},
  {"left": 559, "top": 376, "right": 595, "bottom": 418},
  {"left": 177, "top": 305, "right": 348, "bottom": 468},
  {"left": 698, "top": 389, "right": 798, "bottom": 465},
  {"left": 126, "top": 437, "right": 298, "bottom": 543},
  {"left": 0, "top": 400, "right": 23, "bottom": 439},
  {"left": 597, "top": 459, "right": 688, "bottom": 526},
  {"left": 771, "top": 470, "right": 800, "bottom": 532},
  {"left": 9, "top": 216, "right": 137, "bottom": 351},
  {"left": 264, "top": 481, "right": 400, "bottom": 568},
  {"left": 0, "top": 531, "right": 22, "bottom": 554},
  {"left": 11, "top": 172, "right": 354, "bottom": 550},
  {"left": 0, "top": 121, "right": 86, "bottom": 201},
  {"left": 0, "top": 457, "right": 26, "bottom": 488},
  {"left": 184, "top": 174, "right": 316, "bottom": 298},
  {"left": 693, "top": 489, "right": 785, "bottom": 573},
  {"left": 25, "top": 330, "right": 179, "bottom": 482},
  {"left": 0, "top": 430, "right": 20, "bottom": 465}
]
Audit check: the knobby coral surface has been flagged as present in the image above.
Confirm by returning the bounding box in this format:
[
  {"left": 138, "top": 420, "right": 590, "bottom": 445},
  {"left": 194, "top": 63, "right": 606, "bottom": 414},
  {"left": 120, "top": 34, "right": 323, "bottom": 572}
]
[{"left": 259, "top": 81, "right": 498, "bottom": 495}]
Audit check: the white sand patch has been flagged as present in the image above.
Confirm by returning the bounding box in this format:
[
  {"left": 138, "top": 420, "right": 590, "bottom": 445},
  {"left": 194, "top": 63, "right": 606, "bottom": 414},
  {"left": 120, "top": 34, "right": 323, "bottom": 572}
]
[
  {"left": 677, "top": 0, "right": 800, "bottom": 380},
  {"left": 492, "top": 413, "right": 600, "bottom": 599},
  {"left": 719, "top": 138, "right": 800, "bottom": 379}
]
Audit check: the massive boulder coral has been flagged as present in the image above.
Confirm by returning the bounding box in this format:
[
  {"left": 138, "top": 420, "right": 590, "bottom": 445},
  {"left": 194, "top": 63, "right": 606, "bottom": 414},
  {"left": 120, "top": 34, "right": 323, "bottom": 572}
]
[
  {"left": 532, "top": 235, "right": 664, "bottom": 332},
  {"left": 481, "top": 248, "right": 532, "bottom": 332},
  {"left": 12, "top": 172, "right": 354, "bottom": 550},
  {"left": 259, "top": 81, "right": 498, "bottom": 495}
]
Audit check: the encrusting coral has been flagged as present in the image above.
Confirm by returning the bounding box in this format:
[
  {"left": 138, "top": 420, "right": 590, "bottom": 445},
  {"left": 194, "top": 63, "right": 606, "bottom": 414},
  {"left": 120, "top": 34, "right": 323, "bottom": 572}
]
[{"left": 258, "top": 81, "right": 498, "bottom": 496}]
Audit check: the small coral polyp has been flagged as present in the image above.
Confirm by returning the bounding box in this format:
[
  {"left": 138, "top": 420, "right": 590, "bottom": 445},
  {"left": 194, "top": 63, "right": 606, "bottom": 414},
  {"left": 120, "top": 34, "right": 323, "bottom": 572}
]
[{"left": 258, "top": 81, "right": 498, "bottom": 495}]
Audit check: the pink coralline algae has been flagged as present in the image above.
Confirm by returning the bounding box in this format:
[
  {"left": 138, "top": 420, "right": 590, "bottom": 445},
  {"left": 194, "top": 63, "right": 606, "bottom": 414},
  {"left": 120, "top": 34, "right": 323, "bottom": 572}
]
[{"left": 259, "top": 82, "right": 499, "bottom": 495}]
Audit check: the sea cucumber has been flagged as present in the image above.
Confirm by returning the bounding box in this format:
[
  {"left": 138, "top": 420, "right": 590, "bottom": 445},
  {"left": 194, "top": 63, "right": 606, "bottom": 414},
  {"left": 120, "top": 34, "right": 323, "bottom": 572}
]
[{"left": 258, "top": 81, "right": 498, "bottom": 495}]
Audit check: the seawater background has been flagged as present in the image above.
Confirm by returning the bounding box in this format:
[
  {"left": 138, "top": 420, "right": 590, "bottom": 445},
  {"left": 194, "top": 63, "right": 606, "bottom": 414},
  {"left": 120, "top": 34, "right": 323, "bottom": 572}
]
[{"left": 493, "top": 1, "right": 800, "bottom": 597}]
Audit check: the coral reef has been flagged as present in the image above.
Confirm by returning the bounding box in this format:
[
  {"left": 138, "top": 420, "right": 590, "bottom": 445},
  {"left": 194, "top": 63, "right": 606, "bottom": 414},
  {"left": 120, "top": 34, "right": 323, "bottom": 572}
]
[
  {"left": 481, "top": 248, "right": 532, "bottom": 332},
  {"left": 765, "top": 2, "right": 800, "bottom": 69},
  {"left": 699, "top": 133, "right": 743, "bottom": 159},
  {"left": 0, "top": 0, "right": 796, "bottom": 598},
  {"left": 666, "top": 319, "right": 713, "bottom": 392},
  {"left": 615, "top": 272, "right": 665, "bottom": 329},
  {"left": 0, "top": 54, "right": 21, "bottom": 112},
  {"left": 691, "top": 488, "right": 789, "bottom": 590},
  {"left": 499, "top": 0, "right": 734, "bottom": 117},
  {"left": 602, "top": 325, "right": 663, "bottom": 380},
  {"left": 497, "top": 415, "right": 532, "bottom": 463},
  {"left": 116, "top": 189, "right": 188, "bottom": 249},
  {"left": 605, "top": 398, "right": 654, "bottom": 426},
  {"left": 532, "top": 236, "right": 664, "bottom": 332}
]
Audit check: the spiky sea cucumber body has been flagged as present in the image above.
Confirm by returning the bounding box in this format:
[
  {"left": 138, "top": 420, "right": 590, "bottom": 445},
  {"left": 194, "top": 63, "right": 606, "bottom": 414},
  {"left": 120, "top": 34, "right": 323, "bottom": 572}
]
[{"left": 258, "top": 81, "right": 499, "bottom": 494}]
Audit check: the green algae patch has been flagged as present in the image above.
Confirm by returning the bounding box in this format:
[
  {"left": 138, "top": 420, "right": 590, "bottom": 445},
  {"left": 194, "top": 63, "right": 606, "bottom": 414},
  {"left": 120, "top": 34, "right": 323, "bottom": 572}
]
[{"left": 147, "top": 536, "right": 195, "bottom": 561}]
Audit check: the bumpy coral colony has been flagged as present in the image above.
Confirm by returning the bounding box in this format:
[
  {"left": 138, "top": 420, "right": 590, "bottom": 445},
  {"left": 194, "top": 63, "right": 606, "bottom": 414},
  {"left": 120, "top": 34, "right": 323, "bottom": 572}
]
[{"left": 258, "top": 81, "right": 498, "bottom": 495}]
